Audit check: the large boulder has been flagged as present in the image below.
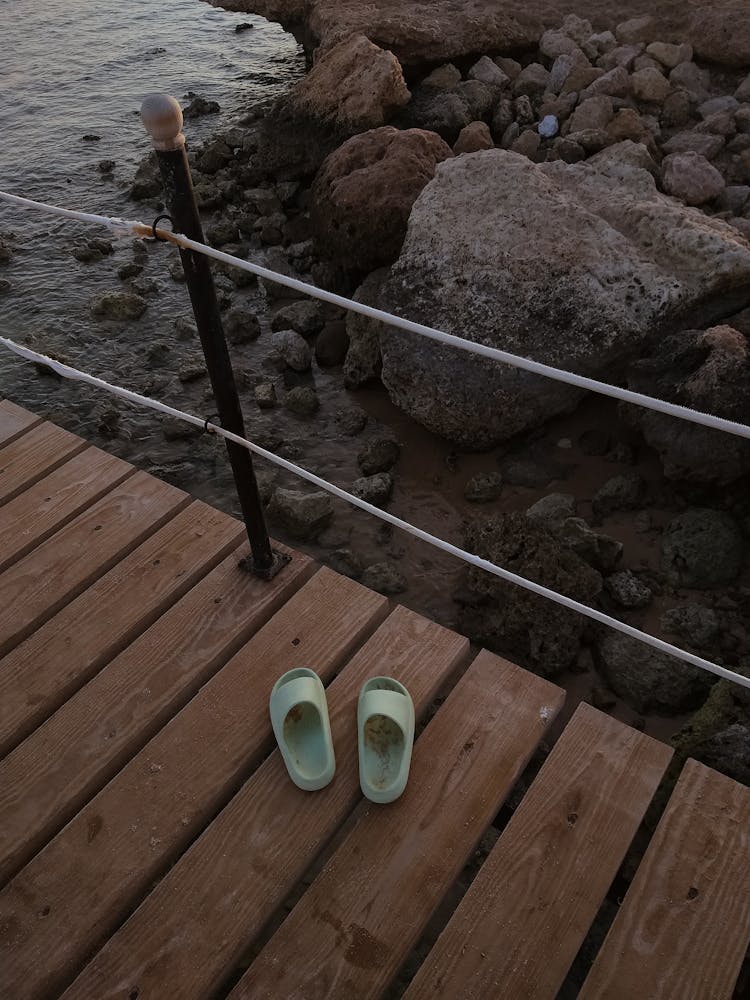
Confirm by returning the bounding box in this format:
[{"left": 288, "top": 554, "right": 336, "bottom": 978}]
[
  {"left": 458, "top": 512, "right": 602, "bottom": 677},
  {"left": 624, "top": 326, "right": 750, "bottom": 484},
  {"left": 354, "top": 146, "right": 750, "bottom": 448},
  {"left": 256, "top": 34, "right": 410, "bottom": 179},
  {"left": 311, "top": 127, "right": 453, "bottom": 273}
]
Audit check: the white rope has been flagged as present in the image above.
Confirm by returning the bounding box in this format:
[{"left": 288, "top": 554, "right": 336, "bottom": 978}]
[
  {"left": 0, "top": 190, "right": 140, "bottom": 239},
  {"left": 2, "top": 187, "right": 750, "bottom": 442},
  {"left": 2, "top": 333, "right": 749, "bottom": 694}
]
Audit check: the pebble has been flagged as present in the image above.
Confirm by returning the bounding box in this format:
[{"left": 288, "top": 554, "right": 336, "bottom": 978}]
[
  {"left": 538, "top": 115, "right": 559, "bottom": 138},
  {"left": 254, "top": 383, "right": 277, "bottom": 409},
  {"left": 284, "top": 385, "right": 319, "bottom": 416}
]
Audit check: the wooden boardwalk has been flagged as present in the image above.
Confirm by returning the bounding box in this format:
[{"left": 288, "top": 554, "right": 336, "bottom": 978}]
[{"left": 0, "top": 397, "right": 748, "bottom": 1000}]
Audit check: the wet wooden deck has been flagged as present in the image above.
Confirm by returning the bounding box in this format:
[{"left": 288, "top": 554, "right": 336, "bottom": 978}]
[{"left": 0, "top": 398, "right": 748, "bottom": 1000}]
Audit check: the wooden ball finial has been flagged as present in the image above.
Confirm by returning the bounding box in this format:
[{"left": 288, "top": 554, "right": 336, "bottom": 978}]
[{"left": 141, "top": 94, "right": 185, "bottom": 151}]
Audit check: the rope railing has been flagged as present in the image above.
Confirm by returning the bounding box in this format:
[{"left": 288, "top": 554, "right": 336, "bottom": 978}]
[
  {"left": 2, "top": 188, "right": 750, "bottom": 442},
  {"left": 1, "top": 332, "right": 749, "bottom": 694}
]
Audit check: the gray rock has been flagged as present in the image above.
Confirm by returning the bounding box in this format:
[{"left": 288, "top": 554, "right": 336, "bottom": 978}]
[
  {"left": 491, "top": 99, "right": 514, "bottom": 140},
  {"left": 353, "top": 148, "right": 750, "bottom": 448},
  {"left": 224, "top": 309, "right": 261, "bottom": 345},
  {"left": 698, "top": 96, "right": 740, "bottom": 119},
  {"left": 422, "top": 64, "right": 462, "bottom": 90},
  {"left": 501, "top": 458, "right": 555, "bottom": 488},
  {"left": 646, "top": 41, "right": 693, "bottom": 69},
  {"left": 403, "top": 90, "right": 471, "bottom": 143},
  {"left": 464, "top": 472, "right": 504, "bottom": 502},
  {"left": 361, "top": 561, "right": 406, "bottom": 595},
  {"left": 344, "top": 268, "right": 387, "bottom": 388},
  {"left": 511, "top": 131, "right": 541, "bottom": 160},
  {"left": 599, "top": 44, "right": 643, "bottom": 72},
  {"left": 254, "top": 383, "right": 277, "bottom": 409},
  {"left": 90, "top": 291, "right": 147, "bottom": 320},
  {"left": 595, "top": 631, "right": 714, "bottom": 713},
  {"left": 513, "top": 63, "right": 550, "bottom": 100},
  {"left": 615, "top": 15, "right": 655, "bottom": 45},
  {"left": 548, "top": 54, "right": 580, "bottom": 94},
  {"left": 662, "top": 509, "right": 744, "bottom": 589},
  {"left": 351, "top": 472, "right": 394, "bottom": 506},
  {"left": 540, "top": 29, "right": 585, "bottom": 61},
  {"left": 495, "top": 57, "right": 522, "bottom": 80},
  {"left": 315, "top": 321, "right": 350, "bottom": 367},
  {"left": 592, "top": 473, "right": 646, "bottom": 520},
  {"left": 604, "top": 570, "right": 652, "bottom": 608},
  {"left": 630, "top": 67, "right": 671, "bottom": 104},
  {"left": 458, "top": 512, "right": 602, "bottom": 676},
  {"left": 662, "top": 152, "right": 725, "bottom": 205},
  {"left": 267, "top": 488, "right": 333, "bottom": 540},
  {"left": 335, "top": 406, "right": 368, "bottom": 436},
  {"left": 284, "top": 385, "right": 320, "bottom": 416},
  {"left": 567, "top": 96, "right": 614, "bottom": 133},
  {"left": 690, "top": 724, "right": 750, "bottom": 785},
  {"left": 468, "top": 56, "right": 509, "bottom": 90},
  {"left": 0, "top": 278, "right": 11, "bottom": 295},
  {"left": 538, "top": 116, "right": 559, "bottom": 139},
  {"left": 168, "top": 260, "right": 185, "bottom": 283},
  {"left": 660, "top": 132, "right": 724, "bottom": 159},
  {"left": 117, "top": 262, "right": 143, "bottom": 280},
  {"left": 184, "top": 95, "right": 220, "bottom": 118},
  {"left": 326, "top": 548, "right": 365, "bottom": 580},
  {"left": 526, "top": 493, "right": 576, "bottom": 525},
  {"left": 661, "top": 604, "right": 719, "bottom": 647},
  {"left": 555, "top": 517, "right": 623, "bottom": 573},
  {"left": 272, "top": 300, "right": 324, "bottom": 338},
  {"left": 272, "top": 329, "right": 312, "bottom": 372},
  {"left": 580, "top": 65, "right": 631, "bottom": 101},
  {"left": 669, "top": 62, "right": 710, "bottom": 101},
  {"left": 358, "top": 438, "right": 400, "bottom": 475}
]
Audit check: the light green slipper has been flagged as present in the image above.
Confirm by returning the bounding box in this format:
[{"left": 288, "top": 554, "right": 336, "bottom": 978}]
[
  {"left": 357, "top": 676, "right": 415, "bottom": 804},
  {"left": 270, "top": 668, "right": 335, "bottom": 791}
]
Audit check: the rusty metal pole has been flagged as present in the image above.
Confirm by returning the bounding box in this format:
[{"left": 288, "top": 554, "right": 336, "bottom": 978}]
[{"left": 141, "top": 93, "right": 286, "bottom": 579}]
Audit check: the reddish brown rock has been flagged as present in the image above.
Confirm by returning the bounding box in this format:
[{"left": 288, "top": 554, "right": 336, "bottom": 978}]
[
  {"left": 454, "top": 121, "right": 494, "bottom": 155},
  {"left": 311, "top": 126, "right": 453, "bottom": 272}
]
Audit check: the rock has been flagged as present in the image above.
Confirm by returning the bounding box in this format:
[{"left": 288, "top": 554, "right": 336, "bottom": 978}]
[
  {"left": 177, "top": 358, "right": 206, "bottom": 383},
  {"left": 311, "top": 126, "right": 452, "bottom": 272},
  {"left": 688, "top": 6, "right": 750, "bottom": 68},
  {"left": 361, "top": 561, "right": 406, "bottom": 595},
  {"left": 422, "top": 64, "right": 462, "bottom": 90},
  {"left": 235, "top": 21, "right": 253, "bottom": 33},
  {"left": 315, "top": 321, "right": 349, "bottom": 367},
  {"left": 589, "top": 31, "right": 617, "bottom": 55},
  {"left": 630, "top": 67, "right": 671, "bottom": 104},
  {"left": 599, "top": 44, "right": 643, "bottom": 73},
  {"left": 662, "top": 508, "right": 744, "bottom": 589},
  {"left": 736, "top": 108, "right": 750, "bottom": 134},
  {"left": 468, "top": 56, "right": 509, "bottom": 90},
  {"left": 343, "top": 269, "right": 387, "bottom": 388},
  {"left": 353, "top": 148, "right": 750, "bottom": 448},
  {"left": 567, "top": 96, "right": 614, "bottom": 133},
  {"left": 625, "top": 326, "right": 750, "bottom": 484},
  {"left": 464, "top": 472, "right": 504, "bottom": 503},
  {"left": 458, "top": 512, "right": 602, "bottom": 676},
  {"left": 72, "top": 244, "right": 103, "bottom": 263},
  {"left": 604, "top": 569, "right": 652, "bottom": 608},
  {"left": 0, "top": 279, "right": 11, "bottom": 295},
  {"left": 717, "top": 185, "right": 750, "bottom": 214},
  {"left": 454, "top": 121, "right": 494, "bottom": 154},
  {"left": 196, "top": 139, "right": 232, "bottom": 174},
  {"left": 335, "top": 406, "right": 368, "bottom": 436},
  {"left": 284, "top": 385, "right": 320, "bottom": 416},
  {"left": 258, "top": 34, "right": 410, "bottom": 179},
  {"left": 117, "top": 262, "right": 143, "bottom": 280},
  {"left": 538, "top": 116, "right": 559, "bottom": 139},
  {"left": 615, "top": 16, "right": 656, "bottom": 45},
  {"left": 501, "top": 122, "right": 521, "bottom": 149},
  {"left": 513, "top": 95, "right": 535, "bottom": 127},
  {"left": 661, "top": 132, "right": 724, "bottom": 159},
  {"left": 513, "top": 63, "right": 550, "bottom": 100},
  {"left": 548, "top": 53, "right": 581, "bottom": 94},
  {"left": 669, "top": 62, "right": 710, "bottom": 102},
  {"left": 183, "top": 95, "right": 220, "bottom": 118},
  {"left": 401, "top": 90, "right": 471, "bottom": 144},
  {"left": 526, "top": 493, "right": 576, "bottom": 525},
  {"left": 267, "top": 488, "right": 333, "bottom": 540},
  {"left": 553, "top": 137, "right": 585, "bottom": 163},
  {"left": 699, "top": 96, "right": 740, "bottom": 119},
  {"left": 691, "top": 724, "right": 750, "bottom": 785},
  {"left": 661, "top": 604, "right": 719, "bottom": 647},
  {"left": 595, "top": 631, "right": 713, "bottom": 713},
  {"left": 540, "top": 29, "right": 584, "bottom": 61},
  {"left": 592, "top": 473, "right": 646, "bottom": 520},
  {"left": 254, "top": 383, "right": 277, "bottom": 409},
  {"left": 358, "top": 438, "right": 400, "bottom": 476},
  {"left": 224, "top": 308, "right": 261, "bottom": 344},
  {"left": 453, "top": 80, "right": 494, "bottom": 120},
  {"left": 272, "top": 300, "right": 324, "bottom": 338},
  {"left": 662, "top": 151, "right": 725, "bottom": 205},
  {"left": 660, "top": 90, "right": 695, "bottom": 129},
  {"left": 554, "top": 517, "right": 622, "bottom": 574},
  {"left": 495, "top": 57, "right": 522, "bottom": 80},
  {"left": 633, "top": 55, "right": 662, "bottom": 73},
  {"left": 646, "top": 41, "right": 693, "bottom": 69},
  {"left": 512, "top": 131, "right": 541, "bottom": 160},
  {"left": 606, "top": 110, "right": 658, "bottom": 157},
  {"left": 351, "top": 472, "right": 393, "bottom": 506},
  {"left": 81, "top": 133, "right": 100, "bottom": 142},
  {"left": 581, "top": 65, "right": 631, "bottom": 100},
  {"left": 272, "top": 329, "right": 312, "bottom": 372},
  {"left": 90, "top": 290, "right": 147, "bottom": 320}
]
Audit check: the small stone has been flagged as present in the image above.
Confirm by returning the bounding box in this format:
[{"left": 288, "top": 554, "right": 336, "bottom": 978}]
[
  {"left": 183, "top": 95, "right": 220, "bottom": 118},
  {"left": 272, "top": 330, "right": 312, "bottom": 372},
  {"left": 361, "top": 561, "right": 407, "bottom": 595},
  {"left": 358, "top": 438, "right": 400, "bottom": 476},
  {"left": 326, "top": 548, "right": 364, "bottom": 579},
  {"left": 254, "top": 383, "right": 277, "bottom": 409},
  {"left": 592, "top": 473, "right": 646, "bottom": 520},
  {"left": 514, "top": 95, "right": 535, "bottom": 126},
  {"left": 553, "top": 137, "right": 585, "bottom": 163},
  {"left": 581, "top": 65, "right": 631, "bottom": 100},
  {"left": 717, "top": 185, "right": 750, "bottom": 214},
  {"left": 661, "top": 604, "right": 719, "bottom": 647},
  {"left": 662, "top": 509, "right": 744, "bottom": 589},
  {"left": 422, "top": 63, "right": 462, "bottom": 89},
  {"left": 660, "top": 90, "right": 695, "bottom": 129},
  {"left": 177, "top": 359, "right": 206, "bottom": 382},
  {"left": 669, "top": 62, "right": 710, "bottom": 101},
  {"left": 81, "top": 133, "right": 101, "bottom": 142},
  {"left": 72, "top": 244, "right": 103, "bottom": 263},
  {"left": 90, "top": 290, "right": 147, "bottom": 320},
  {"left": 526, "top": 493, "right": 576, "bottom": 525},
  {"left": 235, "top": 22, "right": 253, "bottom": 33},
  {"left": 0, "top": 278, "right": 11, "bottom": 295},
  {"left": 662, "top": 152, "right": 725, "bottom": 205},
  {"left": 604, "top": 569, "right": 653, "bottom": 608},
  {"left": 513, "top": 63, "right": 550, "bottom": 100},
  {"left": 284, "top": 385, "right": 319, "bottom": 417},
  {"left": 224, "top": 308, "right": 261, "bottom": 345},
  {"left": 567, "top": 96, "right": 614, "bottom": 133},
  {"left": 698, "top": 96, "right": 739, "bottom": 119},
  {"left": 511, "top": 130, "right": 541, "bottom": 160},
  {"left": 491, "top": 99, "right": 514, "bottom": 139},
  {"left": 615, "top": 16, "right": 655, "bottom": 45},
  {"left": 538, "top": 115, "right": 559, "bottom": 139},
  {"left": 98, "top": 159, "right": 116, "bottom": 173},
  {"left": 174, "top": 316, "right": 197, "bottom": 341},
  {"left": 633, "top": 55, "right": 662, "bottom": 73},
  {"left": 540, "top": 29, "right": 585, "bottom": 60},
  {"left": 646, "top": 42, "right": 693, "bottom": 69},
  {"left": 494, "top": 57, "right": 522, "bottom": 80},
  {"left": 589, "top": 31, "right": 616, "bottom": 54},
  {"left": 661, "top": 132, "right": 724, "bottom": 159},
  {"left": 453, "top": 121, "right": 494, "bottom": 155},
  {"left": 500, "top": 122, "right": 521, "bottom": 149},
  {"left": 351, "top": 472, "right": 393, "bottom": 507},
  {"left": 168, "top": 260, "right": 185, "bottom": 283},
  {"left": 268, "top": 488, "right": 333, "bottom": 541},
  {"left": 630, "top": 67, "right": 671, "bottom": 104},
  {"left": 599, "top": 44, "right": 643, "bottom": 73},
  {"left": 162, "top": 418, "right": 201, "bottom": 442},
  {"left": 468, "top": 56, "right": 510, "bottom": 90},
  {"left": 271, "top": 300, "right": 323, "bottom": 338},
  {"left": 464, "top": 472, "right": 504, "bottom": 503},
  {"left": 117, "top": 262, "right": 143, "bottom": 281}
]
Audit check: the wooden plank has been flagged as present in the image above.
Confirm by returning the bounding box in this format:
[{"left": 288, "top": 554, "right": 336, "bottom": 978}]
[
  {"left": 61, "top": 604, "right": 473, "bottom": 1000},
  {"left": 404, "top": 702, "right": 673, "bottom": 1000},
  {"left": 580, "top": 758, "right": 750, "bottom": 1000},
  {"left": 0, "top": 399, "right": 43, "bottom": 448},
  {"left": 0, "top": 569, "right": 387, "bottom": 1000},
  {"left": 0, "top": 499, "right": 241, "bottom": 757},
  {"left": 0, "top": 470, "right": 187, "bottom": 658},
  {"left": 0, "top": 520, "right": 293, "bottom": 883},
  {"left": 0, "top": 448, "right": 134, "bottom": 573},
  {"left": 0, "top": 420, "right": 87, "bottom": 505},
  {"left": 229, "top": 650, "right": 564, "bottom": 1000}
]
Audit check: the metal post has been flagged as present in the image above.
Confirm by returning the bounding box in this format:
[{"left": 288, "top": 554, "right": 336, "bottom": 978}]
[{"left": 141, "top": 93, "right": 286, "bottom": 579}]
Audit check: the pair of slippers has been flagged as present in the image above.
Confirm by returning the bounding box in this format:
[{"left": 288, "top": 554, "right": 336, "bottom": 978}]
[{"left": 269, "top": 668, "right": 415, "bottom": 804}]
